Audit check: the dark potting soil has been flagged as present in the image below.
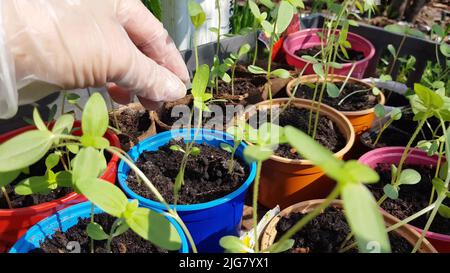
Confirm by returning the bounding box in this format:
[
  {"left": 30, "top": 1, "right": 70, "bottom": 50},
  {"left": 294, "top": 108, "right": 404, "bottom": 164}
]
[
  {"left": 369, "top": 163, "right": 450, "bottom": 236},
  {"left": 159, "top": 77, "right": 265, "bottom": 129},
  {"left": 363, "top": 126, "right": 413, "bottom": 148},
  {"left": 294, "top": 45, "right": 365, "bottom": 63},
  {"left": 293, "top": 82, "right": 378, "bottom": 111},
  {"left": 32, "top": 213, "right": 168, "bottom": 253},
  {"left": 110, "top": 107, "right": 151, "bottom": 150},
  {"left": 275, "top": 207, "right": 413, "bottom": 253},
  {"left": 126, "top": 139, "right": 248, "bottom": 205},
  {"left": 0, "top": 152, "right": 73, "bottom": 209},
  {"left": 252, "top": 106, "right": 346, "bottom": 160}
]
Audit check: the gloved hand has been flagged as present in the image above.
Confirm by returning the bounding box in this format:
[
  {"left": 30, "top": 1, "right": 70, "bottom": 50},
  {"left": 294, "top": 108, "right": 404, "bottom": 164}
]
[{"left": 0, "top": 0, "right": 189, "bottom": 119}]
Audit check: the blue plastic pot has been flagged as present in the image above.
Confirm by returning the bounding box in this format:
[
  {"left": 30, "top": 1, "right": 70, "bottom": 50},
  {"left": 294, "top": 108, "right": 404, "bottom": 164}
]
[
  {"left": 117, "top": 129, "right": 256, "bottom": 253},
  {"left": 9, "top": 201, "right": 189, "bottom": 253}
]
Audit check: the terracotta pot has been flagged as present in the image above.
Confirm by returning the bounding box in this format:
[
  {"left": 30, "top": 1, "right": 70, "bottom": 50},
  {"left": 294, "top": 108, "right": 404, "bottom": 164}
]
[
  {"left": 261, "top": 199, "right": 437, "bottom": 253},
  {"left": 0, "top": 121, "right": 121, "bottom": 252},
  {"left": 286, "top": 75, "right": 386, "bottom": 136},
  {"left": 240, "top": 98, "right": 355, "bottom": 209},
  {"left": 283, "top": 28, "right": 375, "bottom": 78},
  {"left": 109, "top": 103, "right": 156, "bottom": 151},
  {"left": 359, "top": 147, "right": 450, "bottom": 252}
]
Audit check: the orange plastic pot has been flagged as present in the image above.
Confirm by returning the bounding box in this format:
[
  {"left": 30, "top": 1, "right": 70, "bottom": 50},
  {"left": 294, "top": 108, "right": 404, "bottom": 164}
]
[
  {"left": 242, "top": 98, "right": 355, "bottom": 209},
  {"left": 261, "top": 199, "right": 437, "bottom": 253},
  {"left": 0, "top": 121, "right": 120, "bottom": 252},
  {"left": 286, "top": 75, "right": 385, "bottom": 136}
]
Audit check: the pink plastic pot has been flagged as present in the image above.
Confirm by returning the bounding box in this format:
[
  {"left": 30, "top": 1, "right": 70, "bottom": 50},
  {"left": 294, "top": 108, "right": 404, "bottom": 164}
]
[
  {"left": 359, "top": 147, "right": 450, "bottom": 252},
  {"left": 0, "top": 121, "right": 120, "bottom": 252},
  {"left": 283, "top": 28, "right": 375, "bottom": 79}
]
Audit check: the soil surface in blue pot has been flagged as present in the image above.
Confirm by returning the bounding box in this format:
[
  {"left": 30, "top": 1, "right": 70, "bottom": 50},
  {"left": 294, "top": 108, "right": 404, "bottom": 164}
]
[
  {"left": 126, "top": 139, "right": 249, "bottom": 204},
  {"left": 32, "top": 213, "right": 172, "bottom": 253}
]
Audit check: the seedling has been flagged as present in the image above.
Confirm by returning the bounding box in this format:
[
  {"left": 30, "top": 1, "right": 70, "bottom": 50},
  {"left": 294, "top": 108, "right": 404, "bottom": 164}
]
[
  {"left": 0, "top": 93, "right": 198, "bottom": 253},
  {"left": 173, "top": 64, "right": 211, "bottom": 207},
  {"left": 372, "top": 106, "right": 403, "bottom": 146},
  {"left": 247, "top": 0, "right": 299, "bottom": 106},
  {"left": 223, "top": 43, "right": 251, "bottom": 95},
  {"left": 377, "top": 43, "right": 416, "bottom": 84},
  {"left": 188, "top": 0, "right": 206, "bottom": 71},
  {"left": 220, "top": 119, "right": 246, "bottom": 174},
  {"left": 221, "top": 125, "right": 391, "bottom": 253}
]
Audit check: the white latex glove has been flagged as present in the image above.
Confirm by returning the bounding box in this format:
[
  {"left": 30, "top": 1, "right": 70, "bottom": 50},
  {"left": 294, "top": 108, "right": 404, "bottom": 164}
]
[{"left": 0, "top": 0, "right": 189, "bottom": 119}]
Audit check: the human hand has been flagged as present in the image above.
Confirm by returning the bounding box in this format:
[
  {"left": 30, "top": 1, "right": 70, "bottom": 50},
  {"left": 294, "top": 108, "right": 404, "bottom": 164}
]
[{"left": 0, "top": 0, "right": 189, "bottom": 118}]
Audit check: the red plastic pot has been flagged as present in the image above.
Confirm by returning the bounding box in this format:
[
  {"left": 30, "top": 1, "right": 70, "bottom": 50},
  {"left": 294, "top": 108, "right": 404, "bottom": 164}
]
[
  {"left": 359, "top": 147, "right": 450, "bottom": 252},
  {"left": 283, "top": 28, "right": 375, "bottom": 79},
  {"left": 0, "top": 121, "right": 120, "bottom": 252}
]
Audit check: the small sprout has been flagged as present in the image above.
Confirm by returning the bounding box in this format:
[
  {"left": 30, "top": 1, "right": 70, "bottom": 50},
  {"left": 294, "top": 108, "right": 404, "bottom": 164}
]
[
  {"left": 170, "top": 145, "right": 185, "bottom": 153},
  {"left": 374, "top": 104, "right": 385, "bottom": 118},
  {"left": 383, "top": 184, "right": 399, "bottom": 200},
  {"left": 326, "top": 82, "right": 340, "bottom": 98},
  {"left": 190, "top": 147, "right": 201, "bottom": 156},
  {"left": 438, "top": 204, "right": 450, "bottom": 219}
]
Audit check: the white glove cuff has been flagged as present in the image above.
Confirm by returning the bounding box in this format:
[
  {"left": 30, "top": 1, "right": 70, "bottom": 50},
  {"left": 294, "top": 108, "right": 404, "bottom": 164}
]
[{"left": 0, "top": 0, "right": 18, "bottom": 119}]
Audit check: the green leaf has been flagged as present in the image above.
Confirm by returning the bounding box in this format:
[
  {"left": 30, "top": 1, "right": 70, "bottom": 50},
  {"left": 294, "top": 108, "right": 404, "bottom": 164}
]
[
  {"left": 313, "top": 63, "right": 325, "bottom": 79},
  {"left": 0, "top": 130, "right": 55, "bottom": 172},
  {"left": 301, "top": 55, "right": 318, "bottom": 64},
  {"left": 397, "top": 169, "right": 421, "bottom": 185},
  {"left": 77, "top": 178, "right": 128, "bottom": 218},
  {"left": 0, "top": 169, "right": 22, "bottom": 188},
  {"left": 67, "top": 144, "right": 79, "bottom": 154},
  {"left": 284, "top": 126, "right": 344, "bottom": 181},
  {"left": 45, "top": 153, "right": 60, "bottom": 170},
  {"left": 66, "top": 93, "right": 81, "bottom": 105},
  {"left": 15, "top": 176, "right": 53, "bottom": 195},
  {"left": 220, "top": 236, "right": 251, "bottom": 253},
  {"left": 287, "top": 0, "right": 304, "bottom": 9},
  {"left": 170, "top": 145, "right": 184, "bottom": 153},
  {"left": 190, "top": 147, "right": 201, "bottom": 156},
  {"left": 238, "top": 44, "right": 251, "bottom": 58},
  {"left": 372, "top": 87, "right": 381, "bottom": 96},
  {"left": 383, "top": 184, "right": 399, "bottom": 200},
  {"left": 112, "top": 221, "right": 129, "bottom": 238},
  {"left": 209, "top": 27, "right": 219, "bottom": 34},
  {"left": 431, "top": 24, "right": 445, "bottom": 38},
  {"left": 87, "top": 222, "right": 109, "bottom": 241},
  {"left": 326, "top": 82, "right": 340, "bottom": 98},
  {"left": 343, "top": 161, "right": 380, "bottom": 184},
  {"left": 191, "top": 64, "right": 210, "bottom": 100},
  {"left": 439, "top": 162, "right": 448, "bottom": 181},
  {"left": 125, "top": 207, "right": 182, "bottom": 251},
  {"left": 390, "top": 108, "right": 402, "bottom": 120},
  {"left": 374, "top": 104, "right": 385, "bottom": 117},
  {"left": 387, "top": 44, "right": 396, "bottom": 57},
  {"left": 341, "top": 183, "right": 391, "bottom": 253},
  {"left": 261, "top": 20, "right": 274, "bottom": 36},
  {"left": 380, "top": 74, "right": 392, "bottom": 82},
  {"left": 266, "top": 239, "right": 295, "bottom": 253},
  {"left": 52, "top": 114, "right": 74, "bottom": 135},
  {"left": 80, "top": 135, "right": 110, "bottom": 149},
  {"left": 220, "top": 143, "right": 234, "bottom": 153},
  {"left": 244, "top": 145, "right": 273, "bottom": 162},
  {"left": 432, "top": 177, "right": 447, "bottom": 197},
  {"left": 259, "top": 0, "right": 276, "bottom": 9},
  {"left": 275, "top": 1, "right": 294, "bottom": 35},
  {"left": 438, "top": 204, "right": 450, "bottom": 219},
  {"left": 188, "top": 0, "right": 206, "bottom": 29},
  {"left": 271, "top": 69, "right": 291, "bottom": 79},
  {"left": 33, "top": 108, "right": 47, "bottom": 132},
  {"left": 72, "top": 147, "right": 106, "bottom": 185},
  {"left": 82, "top": 93, "right": 109, "bottom": 138},
  {"left": 248, "top": 0, "right": 261, "bottom": 18},
  {"left": 328, "top": 62, "right": 344, "bottom": 69},
  {"left": 247, "top": 65, "right": 267, "bottom": 75},
  {"left": 55, "top": 171, "right": 73, "bottom": 187},
  {"left": 440, "top": 43, "right": 450, "bottom": 57}
]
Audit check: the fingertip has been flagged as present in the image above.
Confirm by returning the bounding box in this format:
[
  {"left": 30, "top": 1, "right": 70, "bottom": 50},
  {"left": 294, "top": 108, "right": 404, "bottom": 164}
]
[{"left": 106, "top": 83, "right": 134, "bottom": 105}]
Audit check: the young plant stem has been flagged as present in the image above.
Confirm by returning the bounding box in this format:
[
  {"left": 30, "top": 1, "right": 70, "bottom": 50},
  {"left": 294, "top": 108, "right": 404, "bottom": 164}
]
[
  {"left": 194, "top": 31, "right": 199, "bottom": 72},
  {"left": 231, "top": 64, "right": 237, "bottom": 96},
  {"left": 106, "top": 218, "right": 122, "bottom": 253},
  {"left": 274, "top": 186, "right": 341, "bottom": 249},
  {"left": 427, "top": 141, "right": 444, "bottom": 214},
  {"left": 252, "top": 160, "right": 263, "bottom": 253},
  {"left": 106, "top": 147, "right": 199, "bottom": 253},
  {"left": 308, "top": 82, "right": 320, "bottom": 136},
  {"left": 1, "top": 187, "right": 13, "bottom": 209},
  {"left": 388, "top": 35, "right": 407, "bottom": 76},
  {"left": 90, "top": 203, "right": 95, "bottom": 253},
  {"left": 373, "top": 118, "right": 395, "bottom": 146},
  {"left": 108, "top": 95, "right": 121, "bottom": 132},
  {"left": 252, "top": 33, "right": 259, "bottom": 66},
  {"left": 412, "top": 117, "right": 450, "bottom": 253}
]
